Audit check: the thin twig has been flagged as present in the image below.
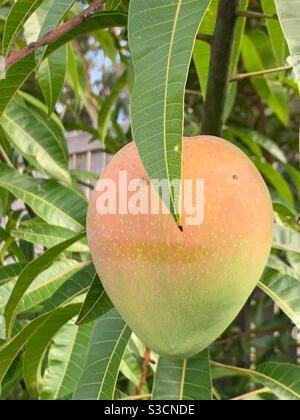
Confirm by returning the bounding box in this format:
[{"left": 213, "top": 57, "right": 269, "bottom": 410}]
[
  {"left": 215, "top": 325, "right": 289, "bottom": 345},
  {"left": 230, "top": 65, "right": 293, "bottom": 81},
  {"left": 6, "top": 0, "right": 107, "bottom": 69},
  {"left": 231, "top": 387, "right": 270, "bottom": 400},
  {"left": 235, "top": 9, "right": 277, "bottom": 19},
  {"left": 137, "top": 347, "right": 151, "bottom": 395},
  {"left": 196, "top": 33, "right": 213, "bottom": 44},
  {"left": 119, "top": 394, "right": 152, "bottom": 401},
  {"left": 185, "top": 89, "right": 202, "bottom": 97}
]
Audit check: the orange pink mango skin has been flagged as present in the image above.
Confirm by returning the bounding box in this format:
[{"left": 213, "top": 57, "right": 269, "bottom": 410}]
[{"left": 87, "top": 136, "right": 273, "bottom": 359}]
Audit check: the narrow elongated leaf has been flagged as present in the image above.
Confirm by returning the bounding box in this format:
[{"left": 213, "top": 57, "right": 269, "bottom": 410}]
[
  {"left": 76, "top": 274, "right": 113, "bottom": 326},
  {"left": 255, "top": 160, "right": 294, "bottom": 205},
  {"left": 2, "top": 0, "right": 46, "bottom": 56},
  {"left": 38, "top": 46, "right": 68, "bottom": 116},
  {"left": 272, "top": 224, "right": 300, "bottom": 254},
  {"left": 0, "top": 309, "right": 55, "bottom": 387},
  {"left": 255, "top": 363, "right": 300, "bottom": 400},
  {"left": 42, "top": 264, "right": 96, "bottom": 313},
  {"left": 0, "top": 99, "right": 71, "bottom": 185},
  {"left": 129, "top": 0, "right": 211, "bottom": 225},
  {"left": 242, "top": 31, "right": 288, "bottom": 125},
  {"left": 275, "top": 0, "right": 300, "bottom": 91},
  {"left": 193, "top": 0, "right": 218, "bottom": 99},
  {"left": 94, "top": 29, "right": 118, "bottom": 63},
  {"left": 98, "top": 70, "right": 127, "bottom": 144},
  {"left": 41, "top": 320, "right": 93, "bottom": 400},
  {"left": 229, "top": 126, "right": 287, "bottom": 163},
  {"left": 267, "top": 254, "right": 300, "bottom": 281},
  {"left": 258, "top": 268, "right": 300, "bottom": 324},
  {"left": 73, "top": 310, "right": 131, "bottom": 400},
  {"left": 152, "top": 349, "right": 212, "bottom": 400},
  {"left": 0, "top": 263, "right": 26, "bottom": 286},
  {"left": 4, "top": 232, "right": 85, "bottom": 338},
  {"left": 262, "top": 0, "right": 288, "bottom": 65},
  {"left": 212, "top": 362, "right": 300, "bottom": 400},
  {"left": 0, "top": 11, "right": 128, "bottom": 118},
  {"left": 11, "top": 221, "right": 89, "bottom": 252},
  {"left": 23, "top": 303, "right": 81, "bottom": 398},
  {"left": 0, "top": 260, "right": 89, "bottom": 316},
  {"left": 67, "top": 44, "right": 79, "bottom": 107},
  {"left": 0, "top": 164, "right": 87, "bottom": 231}
]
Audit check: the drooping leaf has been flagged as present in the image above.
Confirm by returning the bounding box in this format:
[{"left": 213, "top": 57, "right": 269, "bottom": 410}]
[
  {"left": 152, "top": 349, "right": 212, "bottom": 400},
  {"left": 0, "top": 260, "right": 89, "bottom": 316},
  {"left": 129, "top": 0, "right": 212, "bottom": 225},
  {"left": 242, "top": 30, "right": 288, "bottom": 125},
  {"left": 272, "top": 224, "right": 300, "bottom": 254},
  {"left": 4, "top": 232, "right": 86, "bottom": 338},
  {"left": 254, "top": 160, "right": 294, "bottom": 205},
  {"left": 67, "top": 44, "right": 79, "bottom": 108},
  {"left": 38, "top": 46, "right": 68, "bottom": 116},
  {"left": 0, "top": 164, "right": 87, "bottom": 231},
  {"left": 0, "top": 11, "right": 128, "bottom": 118},
  {"left": 274, "top": 0, "right": 300, "bottom": 91},
  {"left": 258, "top": 268, "right": 300, "bottom": 324},
  {"left": 11, "top": 221, "right": 89, "bottom": 252},
  {"left": 73, "top": 310, "right": 131, "bottom": 400},
  {"left": 41, "top": 320, "right": 93, "bottom": 400},
  {"left": 23, "top": 303, "right": 81, "bottom": 398},
  {"left": 0, "top": 263, "right": 27, "bottom": 286},
  {"left": 212, "top": 361, "right": 300, "bottom": 400},
  {"left": 42, "top": 264, "right": 95, "bottom": 314},
  {"left": 98, "top": 70, "right": 128, "bottom": 145},
  {"left": 2, "top": 0, "right": 46, "bottom": 56},
  {"left": 0, "top": 99, "right": 72, "bottom": 185},
  {"left": 267, "top": 254, "right": 300, "bottom": 281},
  {"left": 76, "top": 274, "right": 113, "bottom": 326},
  {"left": 94, "top": 29, "right": 118, "bottom": 62},
  {"left": 261, "top": 0, "right": 289, "bottom": 65}
]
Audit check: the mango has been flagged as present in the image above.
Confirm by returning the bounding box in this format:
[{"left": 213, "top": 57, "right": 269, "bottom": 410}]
[{"left": 87, "top": 136, "right": 273, "bottom": 359}]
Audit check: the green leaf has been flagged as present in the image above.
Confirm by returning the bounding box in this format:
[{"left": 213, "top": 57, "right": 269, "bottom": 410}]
[
  {"left": 76, "top": 274, "right": 113, "bottom": 326},
  {"left": 254, "top": 159, "right": 294, "bottom": 205},
  {"left": 0, "top": 11, "right": 128, "bottom": 118},
  {"left": 23, "top": 303, "right": 81, "bottom": 398},
  {"left": 212, "top": 362, "right": 300, "bottom": 400},
  {"left": 2, "top": 0, "right": 46, "bottom": 56},
  {"left": 106, "top": 0, "right": 120, "bottom": 10},
  {"left": 268, "top": 254, "right": 300, "bottom": 281},
  {"left": 242, "top": 31, "right": 288, "bottom": 125},
  {"left": 0, "top": 263, "right": 26, "bottom": 286},
  {"left": 258, "top": 268, "right": 300, "bottom": 324},
  {"left": 275, "top": 0, "right": 300, "bottom": 92},
  {"left": 262, "top": 0, "right": 289, "bottom": 65},
  {"left": 98, "top": 70, "right": 127, "bottom": 144},
  {"left": 0, "top": 99, "right": 71, "bottom": 185},
  {"left": 193, "top": 0, "right": 218, "bottom": 99},
  {"left": 229, "top": 126, "right": 287, "bottom": 163},
  {"left": 285, "top": 164, "right": 300, "bottom": 201},
  {"left": 152, "top": 349, "right": 212, "bottom": 400},
  {"left": 11, "top": 221, "right": 89, "bottom": 252},
  {"left": 120, "top": 346, "right": 149, "bottom": 393},
  {"left": 38, "top": 46, "right": 68, "bottom": 116},
  {"left": 73, "top": 310, "right": 132, "bottom": 400},
  {"left": 0, "top": 260, "right": 89, "bottom": 316},
  {"left": 67, "top": 44, "right": 79, "bottom": 108},
  {"left": 129, "top": 0, "right": 211, "bottom": 226},
  {"left": 255, "top": 363, "right": 300, "bottom": 400},
  {"left": 94, "top": 29, "right": 118, "bottom": 63},
  {"left": 41, "top": 320, "right": 93, "bottom": 400},
  {"left": 0, "top": 164, "right": 87, "bottom": 231},
  {"left": 4, "top": 232, "right": 85, "bottom": 338},
  {"left": 0, "top": 307, "right": 57, "bottom": 387},
  {"left": 273, "top": 224, "right": 300, "bottom": 254}
]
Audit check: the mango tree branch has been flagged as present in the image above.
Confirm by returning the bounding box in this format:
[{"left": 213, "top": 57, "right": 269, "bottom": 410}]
[
  {"left": 201, "top": 0, "right": 241, "bottom": 136},
  {"left": 230, "top": 65, "right": 293, "bottom": 81},
  {"left": 5, "top": 0, "right": 107, "bottom": 69}
]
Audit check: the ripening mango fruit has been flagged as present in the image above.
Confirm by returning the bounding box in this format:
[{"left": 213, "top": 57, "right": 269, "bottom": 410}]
[{"left": 87, "top": 136, "right": 273, "bottom": 359}]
